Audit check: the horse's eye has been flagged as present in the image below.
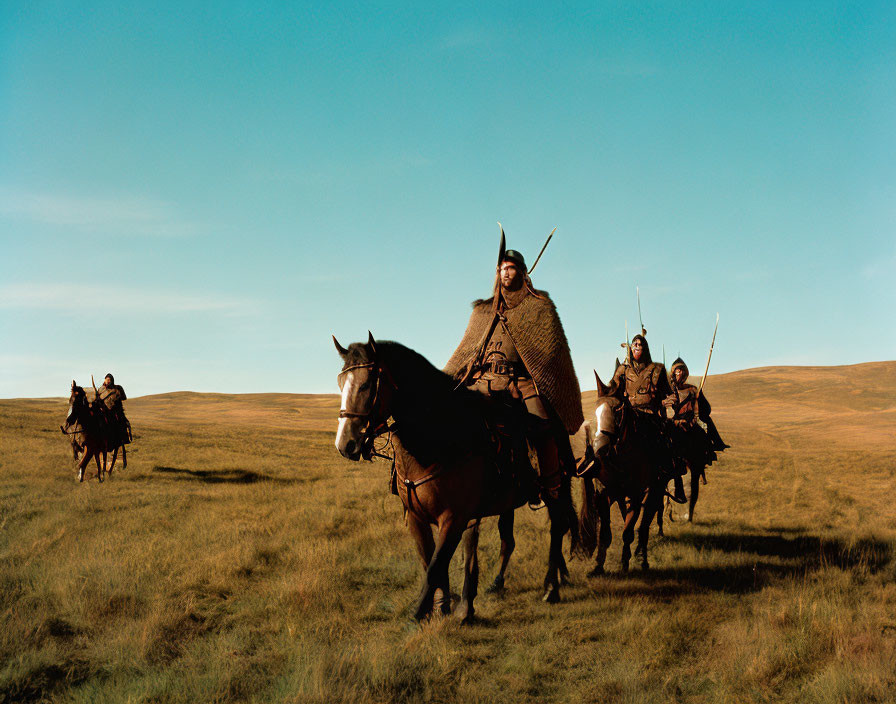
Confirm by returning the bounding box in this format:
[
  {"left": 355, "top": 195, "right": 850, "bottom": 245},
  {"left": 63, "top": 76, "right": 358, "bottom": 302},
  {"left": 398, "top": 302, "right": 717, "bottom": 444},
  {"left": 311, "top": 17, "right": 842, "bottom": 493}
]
[{"left": 359, "top": 381, "right": 371, "bottom": 391}]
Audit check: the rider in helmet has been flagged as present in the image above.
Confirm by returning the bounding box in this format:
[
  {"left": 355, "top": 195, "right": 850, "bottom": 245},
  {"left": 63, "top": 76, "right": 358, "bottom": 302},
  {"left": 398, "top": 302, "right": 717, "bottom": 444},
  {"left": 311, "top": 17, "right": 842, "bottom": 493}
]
[
  {"left": 445, "top": 245, "right": 583, "bottom": 506},
  {"left": 610, "top": 334, "right": 685, "bottom": 502}
]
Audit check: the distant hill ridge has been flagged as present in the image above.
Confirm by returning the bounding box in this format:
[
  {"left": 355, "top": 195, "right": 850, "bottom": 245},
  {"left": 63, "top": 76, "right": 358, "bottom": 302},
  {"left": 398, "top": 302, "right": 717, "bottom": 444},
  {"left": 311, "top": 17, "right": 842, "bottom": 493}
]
[{"left": 113, "top": 361, "right": 895, "bottom": 434}]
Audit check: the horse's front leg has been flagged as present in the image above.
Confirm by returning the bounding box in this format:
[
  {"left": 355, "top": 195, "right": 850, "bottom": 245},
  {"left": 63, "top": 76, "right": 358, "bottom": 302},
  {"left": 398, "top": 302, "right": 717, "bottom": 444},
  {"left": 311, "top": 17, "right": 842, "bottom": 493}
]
[
  {"left": 78, "top": 448, "right": 93, "bottom": 482},
  {"left": 543, "top": 494, "right": 571, "bottom": 603},
  {"left": 588, "top": 493, "right": 612, "bottom": 577},
  {"left": 635, "top": 487, "right": 661, "bottom": 570},
  {"left": 407, "top": 512, "right": 435, "bottom": 569},
  {"left": 687, "top": 467, "right": 701, "bottom": 522},
  {"left": 456, "top": 521, "right": 480, "bottom": 623},
  {"left": 107, "top": 448, "right": 119, "bottom": 478},
  {"left": 620, "top": 497, "right": 642, "bottom": 572},
  {"left": 486, "top": 510, "right": 515, "bottom": 594},
  {"left": 413, "top": 515, "right": 464, "bottom": 621}
]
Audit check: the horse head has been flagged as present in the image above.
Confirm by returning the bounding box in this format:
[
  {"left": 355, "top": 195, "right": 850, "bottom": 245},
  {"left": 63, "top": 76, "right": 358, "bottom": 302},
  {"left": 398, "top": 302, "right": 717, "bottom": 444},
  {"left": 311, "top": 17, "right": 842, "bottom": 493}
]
[
  {"left": 333, "top": 332, "right": 394, "bottom": 461},
  {"left": 592, "top": 369, "right": 622, "bottom": 456},
  {"left": 65, "top": 381, "right": 90, "bottom": 427}
]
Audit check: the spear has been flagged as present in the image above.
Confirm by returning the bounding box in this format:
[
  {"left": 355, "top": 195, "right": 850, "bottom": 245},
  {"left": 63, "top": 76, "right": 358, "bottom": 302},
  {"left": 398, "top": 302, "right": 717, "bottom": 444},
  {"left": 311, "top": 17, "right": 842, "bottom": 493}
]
[
  {"left": 622, "top": 320, "right": 630, "bottom": 364},
  {"left": 637, "top": 286, "right": 646, "bottom": 337},
  {"left": 697, "top": 313, "right": 720, "bottom": 398},
  {"left": 91, "top": 374, "right": 99, "bottom": 400},
  {"left": 527, "top": 227, "right": 557, "bottom": 275}
]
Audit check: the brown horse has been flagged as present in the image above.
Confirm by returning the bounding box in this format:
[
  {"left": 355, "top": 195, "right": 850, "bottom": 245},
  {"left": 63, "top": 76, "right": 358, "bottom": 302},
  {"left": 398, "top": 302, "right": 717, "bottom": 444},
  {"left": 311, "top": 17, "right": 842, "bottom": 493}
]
[
  {"left": 62, "top": 381, "right": 125, "bottom": 482},
  {"left": 577, "top": 370, "right": 666, "bottom": 573},
  {"left": 333, "top": 334, "right": 576, "bottom": 622}
]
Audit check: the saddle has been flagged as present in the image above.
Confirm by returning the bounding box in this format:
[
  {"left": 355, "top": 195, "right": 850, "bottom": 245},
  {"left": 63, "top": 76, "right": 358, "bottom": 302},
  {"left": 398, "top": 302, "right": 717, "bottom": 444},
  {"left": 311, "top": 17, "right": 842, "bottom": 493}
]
[{"left": 481, "top": 391, "right": 539, "bottom": 505}]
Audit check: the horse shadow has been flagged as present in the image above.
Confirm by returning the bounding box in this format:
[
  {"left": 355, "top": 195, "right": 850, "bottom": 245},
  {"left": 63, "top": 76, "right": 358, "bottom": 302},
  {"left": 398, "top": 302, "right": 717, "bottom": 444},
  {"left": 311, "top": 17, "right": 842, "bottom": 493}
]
[
  {"left": 577, "top": 528, "right": 892, "bottom": 598},
  {"left": 670, "top": 530, "right": 891, "bottom": 572},
  {"left": 149, "top": 465, "right": 303, "bottom": 485}
]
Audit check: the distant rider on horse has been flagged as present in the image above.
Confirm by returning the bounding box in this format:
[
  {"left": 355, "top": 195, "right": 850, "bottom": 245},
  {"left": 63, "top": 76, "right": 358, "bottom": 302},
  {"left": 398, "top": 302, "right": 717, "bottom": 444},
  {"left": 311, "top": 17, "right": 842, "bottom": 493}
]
[
  {"left": 662, "top": 357, "right": 729, "bottom": 478},
  {"left": 98, "top": 373, "right": 132, "bottom": 447},
  {"left": 444, "top": 242, "right": 583, "bottom": 505},
  {"left": 609, "top": 334, "right": 686, "bottom": 502}
]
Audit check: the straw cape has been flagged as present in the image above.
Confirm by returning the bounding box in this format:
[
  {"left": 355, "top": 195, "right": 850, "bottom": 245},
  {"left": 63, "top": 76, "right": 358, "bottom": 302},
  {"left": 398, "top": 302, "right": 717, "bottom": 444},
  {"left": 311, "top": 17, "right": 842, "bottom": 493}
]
[{"left": 445, "top": 289, "right": 583, "bottom": 433}]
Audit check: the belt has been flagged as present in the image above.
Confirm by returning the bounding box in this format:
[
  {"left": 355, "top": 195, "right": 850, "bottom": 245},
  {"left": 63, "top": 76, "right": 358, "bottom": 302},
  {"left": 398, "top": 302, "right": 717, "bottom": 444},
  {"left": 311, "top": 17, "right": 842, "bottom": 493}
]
[{"left": 480, "top": 360, "right": 529, "bottom": 378}]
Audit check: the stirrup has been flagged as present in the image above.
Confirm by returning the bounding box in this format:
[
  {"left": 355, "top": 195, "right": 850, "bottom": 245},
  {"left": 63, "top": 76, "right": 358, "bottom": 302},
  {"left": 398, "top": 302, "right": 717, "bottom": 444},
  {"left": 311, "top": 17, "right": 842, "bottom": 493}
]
[{"left": 528, "top": 498, "right": 547, "bottom": 511}]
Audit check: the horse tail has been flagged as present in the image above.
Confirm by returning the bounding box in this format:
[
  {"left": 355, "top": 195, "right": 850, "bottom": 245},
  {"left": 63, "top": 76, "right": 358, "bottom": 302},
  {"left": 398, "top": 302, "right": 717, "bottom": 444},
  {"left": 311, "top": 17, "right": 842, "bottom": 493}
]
[{"left": 577, "top": 475, "right": 598, "bottom": 557}]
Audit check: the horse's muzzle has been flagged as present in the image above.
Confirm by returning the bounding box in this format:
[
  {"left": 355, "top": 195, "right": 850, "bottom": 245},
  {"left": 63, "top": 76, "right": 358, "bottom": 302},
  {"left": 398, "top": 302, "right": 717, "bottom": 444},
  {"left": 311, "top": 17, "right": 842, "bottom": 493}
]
[{"left": 338, "top": 438, "right": 362, "bottom": 461}]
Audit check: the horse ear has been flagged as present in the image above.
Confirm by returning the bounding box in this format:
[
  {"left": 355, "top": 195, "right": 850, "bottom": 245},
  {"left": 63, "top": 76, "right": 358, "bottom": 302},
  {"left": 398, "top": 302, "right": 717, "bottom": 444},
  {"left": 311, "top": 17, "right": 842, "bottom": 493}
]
[
  {"left": 614, "top": 357, "right": 621, "bottom": 371},
  {"left": 594, "top": 369, "right": 610, "bottom": 397},
  {"left": 367, "top": 331, "right": 377, "bottom": 355},
  {"left": 332, "top": 335, "right": 348, "bottom": 356}
]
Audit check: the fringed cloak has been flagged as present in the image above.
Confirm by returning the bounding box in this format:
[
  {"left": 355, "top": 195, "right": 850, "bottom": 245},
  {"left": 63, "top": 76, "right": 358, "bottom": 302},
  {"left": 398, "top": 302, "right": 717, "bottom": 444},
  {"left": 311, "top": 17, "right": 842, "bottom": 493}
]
[{"left": 445, "top": 289, "right": 583, "bottom": 433}]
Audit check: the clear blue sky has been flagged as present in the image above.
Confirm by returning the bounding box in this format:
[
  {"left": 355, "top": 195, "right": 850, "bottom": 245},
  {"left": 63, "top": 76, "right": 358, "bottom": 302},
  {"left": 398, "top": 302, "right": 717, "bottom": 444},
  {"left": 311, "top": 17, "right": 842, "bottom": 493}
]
[{"left": 1, "top": 1, "right": 893, "bottom": 397}]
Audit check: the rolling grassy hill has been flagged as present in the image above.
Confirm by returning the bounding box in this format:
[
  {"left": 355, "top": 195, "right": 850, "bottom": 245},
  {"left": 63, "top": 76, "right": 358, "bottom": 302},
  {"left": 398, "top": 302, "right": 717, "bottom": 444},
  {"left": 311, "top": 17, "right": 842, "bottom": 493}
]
[{"left": 1, "top": 363, "right": 894, "bottom": 703}]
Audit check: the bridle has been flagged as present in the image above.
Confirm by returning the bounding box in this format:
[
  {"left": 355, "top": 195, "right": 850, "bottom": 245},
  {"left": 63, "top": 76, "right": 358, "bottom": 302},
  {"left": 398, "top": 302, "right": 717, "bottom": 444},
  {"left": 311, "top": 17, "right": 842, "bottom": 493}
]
[{"left": 337, "top": 360, "right": 397, "bottom": 459}]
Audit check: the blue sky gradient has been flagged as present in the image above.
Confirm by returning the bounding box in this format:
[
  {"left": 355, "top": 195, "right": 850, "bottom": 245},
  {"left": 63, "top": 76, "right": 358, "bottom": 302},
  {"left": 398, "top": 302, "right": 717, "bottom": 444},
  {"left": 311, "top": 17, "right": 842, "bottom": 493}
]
[{"left": 1, "top": 1, "right": 893, "bottom": 397}]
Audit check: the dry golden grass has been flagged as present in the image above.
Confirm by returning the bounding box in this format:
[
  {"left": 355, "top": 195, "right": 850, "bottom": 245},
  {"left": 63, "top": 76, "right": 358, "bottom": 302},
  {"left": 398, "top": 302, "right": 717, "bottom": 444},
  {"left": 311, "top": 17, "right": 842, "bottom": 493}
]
[{"left": 1, "top": 362, "right": 895, "bottom": 703}]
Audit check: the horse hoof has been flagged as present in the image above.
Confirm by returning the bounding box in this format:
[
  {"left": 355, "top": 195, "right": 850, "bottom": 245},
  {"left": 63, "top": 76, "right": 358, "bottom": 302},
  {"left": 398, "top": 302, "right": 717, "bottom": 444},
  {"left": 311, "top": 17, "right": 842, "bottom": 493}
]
[
  {"left": 542, "top": 587, "right": 560, "bottom": 604},
  {"left": 621, "top": 562, "right": 630, "bottom": 573},
  {"left": 641, "top": 560, "right": 650, "bottom": 571},
  {"left": 485, "top": 576, "right": 505, "bottom": 594},
  {"left": 456, "top": 605, "right": 475, "bottom": 624},
  {"left": 587, "top": 566, "right": 605, "bottom": 578},
  {"left": 657, "top": 528, "right": 664, "bottom": 537}
]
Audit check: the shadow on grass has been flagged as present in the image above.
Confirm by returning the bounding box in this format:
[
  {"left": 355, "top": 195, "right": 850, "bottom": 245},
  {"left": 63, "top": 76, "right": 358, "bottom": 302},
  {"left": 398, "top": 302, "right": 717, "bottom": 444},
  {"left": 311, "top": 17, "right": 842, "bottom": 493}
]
[
  {"left": 145, "top": 465, "right": 306, "bottom": 485},
  {"left": 669, "top": 531, "right": 892, "bottom": 573},
  {"left": 577, "top": 529, "right": 893, "bottom": 599}
]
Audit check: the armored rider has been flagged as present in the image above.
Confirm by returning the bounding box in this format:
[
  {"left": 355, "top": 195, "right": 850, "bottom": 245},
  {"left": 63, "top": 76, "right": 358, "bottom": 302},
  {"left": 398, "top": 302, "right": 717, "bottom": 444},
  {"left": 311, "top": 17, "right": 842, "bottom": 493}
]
[
  {"left": 98, "top": 373, "right": 131, "bottom": 447},
  {"left": 663, "top": 357, "right": 729, "bottom": 469},
  {"left": 444, "top": 246, "right": 583, "bottom": 503},
  {"left": 610, "top": 334, "right": 685, "bottom": 501}
]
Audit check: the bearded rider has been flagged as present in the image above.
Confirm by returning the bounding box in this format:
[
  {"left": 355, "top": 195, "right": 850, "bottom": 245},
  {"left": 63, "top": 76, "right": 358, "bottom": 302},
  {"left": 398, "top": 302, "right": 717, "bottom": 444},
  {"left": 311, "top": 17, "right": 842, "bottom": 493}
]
[
  {"left": 97, "top": 373, "right": 132, "bottom": 447},
  {"left": 444, "top": 248, "right": 583, "bottom": 505},
  {"left": 663, "top": 357, "right": 729, "bottom": 472},
  {"left": 609, "top": 334, "right": 686, "bottom": 502}
]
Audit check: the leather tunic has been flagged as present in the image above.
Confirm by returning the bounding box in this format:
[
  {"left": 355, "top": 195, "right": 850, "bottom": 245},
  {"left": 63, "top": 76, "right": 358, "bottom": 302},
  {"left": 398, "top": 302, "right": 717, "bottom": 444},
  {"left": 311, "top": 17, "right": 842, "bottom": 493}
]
[{"left": 611, "top": 360, "right": 671, "bottom": 414}]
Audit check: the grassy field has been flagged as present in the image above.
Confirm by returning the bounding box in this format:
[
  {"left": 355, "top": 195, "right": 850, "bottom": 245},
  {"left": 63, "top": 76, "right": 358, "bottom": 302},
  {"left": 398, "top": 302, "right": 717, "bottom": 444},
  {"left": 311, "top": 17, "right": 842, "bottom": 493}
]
[{"left": 1, "top": 362, "right": 895, "bottom": 703}]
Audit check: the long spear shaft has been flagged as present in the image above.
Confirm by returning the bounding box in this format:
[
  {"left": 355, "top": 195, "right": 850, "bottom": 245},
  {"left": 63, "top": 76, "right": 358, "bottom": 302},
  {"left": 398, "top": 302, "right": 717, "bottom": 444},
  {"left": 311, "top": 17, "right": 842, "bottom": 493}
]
[
  {"left": 624, "top": 320, "right": 630, "bottom": 364},
  {"left": 527, "top": 227, "right": 557, "bottom": 274},
  {"left": 697, "top": 313, "right": 720, "bottom": 397},
  {"left": 637, "top": 286, "right": 646, "bottom": 336}
]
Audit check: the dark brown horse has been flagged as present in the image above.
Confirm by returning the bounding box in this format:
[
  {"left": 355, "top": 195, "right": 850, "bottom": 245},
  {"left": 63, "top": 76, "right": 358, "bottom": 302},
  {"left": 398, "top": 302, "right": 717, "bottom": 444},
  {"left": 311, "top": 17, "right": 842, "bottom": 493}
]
[
  {"left": 577, "top": 370, "right": 666, "bottom": 573},
  {"left": 333, "top": 334, "right": 576, "bottom": 622},
  {"left": 62, "top": 381, "right": 125, "bottom": 482}
]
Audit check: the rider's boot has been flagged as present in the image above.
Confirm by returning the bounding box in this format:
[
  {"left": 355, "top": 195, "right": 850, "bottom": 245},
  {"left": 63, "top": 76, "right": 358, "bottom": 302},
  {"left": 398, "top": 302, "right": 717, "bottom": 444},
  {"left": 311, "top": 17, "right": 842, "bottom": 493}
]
[{"left": 530, "top": 428, "right": 562, "bottom": 510}]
